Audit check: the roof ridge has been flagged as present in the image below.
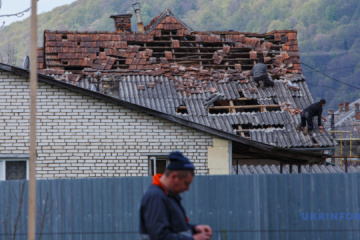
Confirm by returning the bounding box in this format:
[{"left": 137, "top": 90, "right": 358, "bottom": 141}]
[{"left": 144, "top": 9, "right": 193, "bottom": 35}]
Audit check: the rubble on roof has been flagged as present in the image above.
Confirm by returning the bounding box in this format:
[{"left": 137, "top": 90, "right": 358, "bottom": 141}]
[
  {"left": 36, "top": 9, "right": 334, "bottom": 149},
  {"left": 38, "top": 8, "right": 302, "bottom": 83},
  {"left": 280, "top": 102, "right": 302, "bottom": 116}
]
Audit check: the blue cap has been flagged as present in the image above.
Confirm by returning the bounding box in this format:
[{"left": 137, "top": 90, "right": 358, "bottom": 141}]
[{"left": 167, "top": 151, "right": 194, "bottom": 170}]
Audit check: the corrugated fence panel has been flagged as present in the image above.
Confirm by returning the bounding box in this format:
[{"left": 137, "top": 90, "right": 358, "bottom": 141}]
[{"left": 1, "top": 174, "right": 360, "bottom": 239}]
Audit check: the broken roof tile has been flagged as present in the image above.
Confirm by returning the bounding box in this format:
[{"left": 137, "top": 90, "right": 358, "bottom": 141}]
[
  {"left": 171, "top": 39, "right": 180, "bottom": 48},
  {"left": 165, "top": 51, "right": 173, "bottom": 59},
  {"left": 35, "top": 12, "right": 330, "bottom": 150},
  {"left": 250, "top": 51, "right": 257, "bottom": 59},
  {"left": 213, "top": 56, "right": 223, "bottom": 64}
]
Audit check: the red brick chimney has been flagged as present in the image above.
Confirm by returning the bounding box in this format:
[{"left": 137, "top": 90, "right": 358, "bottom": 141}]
[
  {"left": 355, "top": 111, "right": 360, "bottom": 120},
  {"left": 345, "top": 101, "right": 350, "bottom": 112},
  {"left": 338, "top": 103, "right": 344, "bottom": 112},
  {"left": 110, "top": 13, "right": 133, "bottom": 32},
  {"left": 355, "top": 103, "right": 360, "bottom": 112}
]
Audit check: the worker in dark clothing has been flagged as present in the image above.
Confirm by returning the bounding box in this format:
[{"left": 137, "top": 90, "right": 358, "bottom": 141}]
[
  {"left": 139, "top": 151, "right": 212, "bottom": 240},
  {"left": 297, "top": 99, "right": 327, "bottom": 136},
  {"left": 250, "top": 56, "right": 274, "bottom": 88}
]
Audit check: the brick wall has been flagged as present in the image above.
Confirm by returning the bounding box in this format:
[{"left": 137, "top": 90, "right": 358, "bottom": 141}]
[{"left": 0, "top": 70, "right": 214, "bottom": 179}]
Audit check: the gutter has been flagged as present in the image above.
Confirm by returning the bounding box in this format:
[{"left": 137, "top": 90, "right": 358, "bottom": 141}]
[{"left": 291, "top": 147, "right": 335, "bottom": 151}]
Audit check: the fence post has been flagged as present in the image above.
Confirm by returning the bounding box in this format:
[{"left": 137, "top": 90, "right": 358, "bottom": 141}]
[{"left": 345, "top": 156, "right": 348, "bottom": 173}]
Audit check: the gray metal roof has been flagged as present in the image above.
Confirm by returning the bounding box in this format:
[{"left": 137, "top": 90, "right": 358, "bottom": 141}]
[
  {"left": 232, "top": 164, "right": 360, "bottom": 174},
  {"left": 0, "top": 63, "right": 331, "bottom": 163},
  {"left": 111, "top": 74, "right": 333, "bottom": 148}
]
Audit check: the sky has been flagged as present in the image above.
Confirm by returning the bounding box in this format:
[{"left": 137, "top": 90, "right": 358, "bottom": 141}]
[{"left": 0, "top": 0, "right": 77, "bottom": 26}]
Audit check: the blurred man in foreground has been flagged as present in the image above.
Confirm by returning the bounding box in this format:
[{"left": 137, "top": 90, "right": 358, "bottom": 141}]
[{"left": 139, "top": 151, "right": 212, "bottom": 240}]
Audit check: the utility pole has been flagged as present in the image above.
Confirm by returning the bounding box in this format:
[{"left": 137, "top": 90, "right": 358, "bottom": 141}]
[
  {"left": 28, "top": 0, "right": 37, "bottom": 239},
  {"left": 329, "top": 110, "right": 335, "bottom": 138},
  {"left": 328, "top": 110, "right": 336, "bottom": 164}
]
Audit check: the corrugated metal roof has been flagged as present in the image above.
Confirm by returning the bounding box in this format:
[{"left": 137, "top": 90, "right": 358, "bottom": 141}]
[
  {"left": 232, "top": 164, "right": 360, "bottom": 174},
  {"left": 114, "top": 75, "right": 333, "bottom": 148}
]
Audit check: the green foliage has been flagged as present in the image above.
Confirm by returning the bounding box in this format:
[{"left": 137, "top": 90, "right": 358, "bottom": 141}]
[
  {"left": 1, "top": 0, "right": 360, "bottom": 110},
  {"left": 325, "top": 6, "right": 338, "bottom": 22}
]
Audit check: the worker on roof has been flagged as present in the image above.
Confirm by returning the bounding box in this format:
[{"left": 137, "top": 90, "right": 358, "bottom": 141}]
[
  {"left": 250, "top": 56, "right": 274, "bottom": 88},
  {"left": 139, "top": 151, "right": 212, "bottom": 240},
  {"left": 297, "top": 99, "right": 327, "bottom": 136}
]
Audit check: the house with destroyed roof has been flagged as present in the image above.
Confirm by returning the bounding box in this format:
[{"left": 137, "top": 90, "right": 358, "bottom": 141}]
[
  {"left": 0, "top": 9, "right": 334, "bottom": 180},
  {"left": 326, "top": 100, "right": 360, "bottom": 165}
]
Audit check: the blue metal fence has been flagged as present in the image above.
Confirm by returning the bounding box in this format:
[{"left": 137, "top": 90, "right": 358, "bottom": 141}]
[{"left": 1, "top": 173, "right": 359, "bottom": 240}]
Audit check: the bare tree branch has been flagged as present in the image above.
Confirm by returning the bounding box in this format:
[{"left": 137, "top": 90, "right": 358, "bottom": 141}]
[
  {"left": 12, "top": 182, "right": 25, "bottom": 240},
  {"left": 37, "top": 193, "right": 54, "bottom": 240},
  {"left": 2, "top": 206, "right": 10, "bottom": 240},
  {"left": 0, "top": 0, "right": 40, "bottom": 28},
  {"left": 1, "top": 183, "right": 53, "bottom": 240},
  {"left": 1, "top": 182, "right": 26, "bottom": 240},
  {"left": 0, "top": 43, "right": 17, "bottom": 65},
  {"left": 0, "top": 0, "right": 40, "bottom": 18}
]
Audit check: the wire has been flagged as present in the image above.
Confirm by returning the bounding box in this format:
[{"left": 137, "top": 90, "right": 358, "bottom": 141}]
[
  {"left": 306, "top": 83, "right": 340, "bottom": 90},
  {"left": 302, "top": 65, "right": 358, "bottom": 74},
  {"left": 0, "top": 0, "right": 40, "bottom": 29},
  {"left": 0, "top": 0, "right": 40, "bottom": 18},
  {"left": 300, "top": 62, "right": 360, "bottom": 90}
]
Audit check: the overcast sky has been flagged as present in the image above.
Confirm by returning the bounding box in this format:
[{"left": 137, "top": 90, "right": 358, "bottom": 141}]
[{"left": 1, "top": 0, "right": 77, "bottom": 26}]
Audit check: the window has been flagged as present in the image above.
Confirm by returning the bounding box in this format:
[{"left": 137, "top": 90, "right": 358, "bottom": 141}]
[
  {"left": 0, "top": 157, "right": 29, "bottom": 181},
  {"left": 149, "top": 156, "right": 168, "bottom": 176}
]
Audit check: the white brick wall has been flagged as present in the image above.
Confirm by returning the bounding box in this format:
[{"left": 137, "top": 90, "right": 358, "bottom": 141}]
[{"left": 0, "top": 70, "right": 214, "bottom": 179}]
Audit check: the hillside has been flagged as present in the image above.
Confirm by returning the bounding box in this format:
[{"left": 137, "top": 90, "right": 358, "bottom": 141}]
[{"left": 1, "top": 0, "right": 360, "bottom": 111}]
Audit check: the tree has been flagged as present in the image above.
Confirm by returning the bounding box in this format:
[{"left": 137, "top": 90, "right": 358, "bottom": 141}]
[
  {"left": 1, "top": 182, "right": 53, "bottom": 240},
  {"left": 0, "top": 43, "right": 18, "bottom": 66}
]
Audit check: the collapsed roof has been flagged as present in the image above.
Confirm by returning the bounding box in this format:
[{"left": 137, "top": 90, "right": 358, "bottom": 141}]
[{"left": 37, "top": 9, "right": 333, "bottom": 153}]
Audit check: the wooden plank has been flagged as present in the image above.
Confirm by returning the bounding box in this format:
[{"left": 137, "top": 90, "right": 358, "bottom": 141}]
[
  {"left": 237, "top": 125, "right": 246, "bottom": 137},
  {"left": 165, "top": 57, "right": 258, "bottom": 62},
  {"left": 229, "top": 100, "right": 236, "bottom": 113},
  {"left": 207, "top": 104, "right": 280, "bottom": 110}
]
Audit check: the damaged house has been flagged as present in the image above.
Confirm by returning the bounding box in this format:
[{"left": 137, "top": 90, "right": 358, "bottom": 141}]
[
  {"left": 0, "top": 9, "right": 334, "bottom": 180},
  {"left": 326, "top": 100, "right": 360, "bottom": 165}
]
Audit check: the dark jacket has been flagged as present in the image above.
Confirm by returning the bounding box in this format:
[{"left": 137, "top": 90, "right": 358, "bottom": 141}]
[
  {"left": 250, "top": 62, "right": 268, "bottom": 78},
  {"left": 139, "top": 174, "right": 196, "bottom": 240},
  {"left": 303, "top": 102, "right": 323, "bottom": 126}
]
